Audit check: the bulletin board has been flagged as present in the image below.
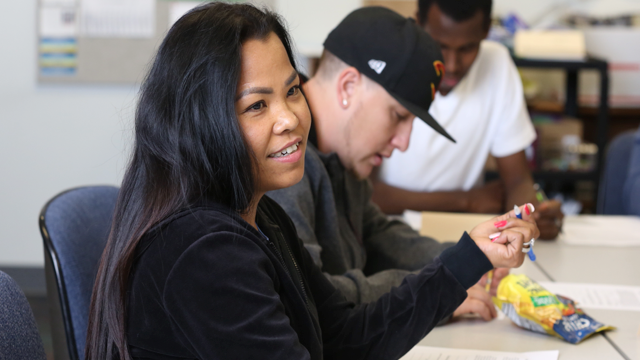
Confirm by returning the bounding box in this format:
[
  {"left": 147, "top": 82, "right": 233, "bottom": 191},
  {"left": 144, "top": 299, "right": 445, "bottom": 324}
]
[
  {"left": 38, "top": 0, "right": 174, "bottom": 84},
  {"left": 37, "top": 0, "right": 274, "bottom": 84}
]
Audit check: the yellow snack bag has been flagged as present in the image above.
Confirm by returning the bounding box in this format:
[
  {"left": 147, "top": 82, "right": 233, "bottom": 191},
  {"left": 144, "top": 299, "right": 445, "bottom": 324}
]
[{"left": 493, "top": 274, "right": 615, "bottom": 344}]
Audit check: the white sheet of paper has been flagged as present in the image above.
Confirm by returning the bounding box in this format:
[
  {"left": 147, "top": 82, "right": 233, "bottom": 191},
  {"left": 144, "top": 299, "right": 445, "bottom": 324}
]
[
  {"left": 168, "top": 2, "right": 203, "bottom": 27},
  {"left": 80, "top": 0, "right": 155, "bottom": 38},
  {"left": 399, "top": 346, "right": 559, "bottom": 360},
  {"left": 558, "top": 215, "right": 640, "bottom": 246},
  {"left": 538, "top": 282, "right": 640, "bottom": 311},
  {"left": 40, "top": 7, "right": 78, "bottom": 37},
  {"left": 42, "top": 0, "right": 77, "bottom": 5},
  {"left": 402, "top": 210, "right": 422, "bottom": 232}
]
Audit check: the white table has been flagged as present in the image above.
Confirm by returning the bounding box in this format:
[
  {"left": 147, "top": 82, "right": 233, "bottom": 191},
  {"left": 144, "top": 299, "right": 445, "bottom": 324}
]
[
  {"left": 414, "top": 254, "right": 625, "bottom": 359},
  {"left": 416, "top": 313, "right": 625, "bottom": 360},
  {"left": 533, "top": 240, "right": 640, "bottom": 287},
  {"left": 533, "top": 237, "right": 640, "bottom": 360},
  {"left": 412, "top": 212, "right": 639, "bottom": 359}
]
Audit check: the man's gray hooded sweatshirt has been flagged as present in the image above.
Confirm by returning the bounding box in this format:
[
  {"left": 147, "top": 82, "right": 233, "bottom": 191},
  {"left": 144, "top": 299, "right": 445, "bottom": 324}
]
[{"left": 268, "top": 122, "right": 454, "bottom": 304}]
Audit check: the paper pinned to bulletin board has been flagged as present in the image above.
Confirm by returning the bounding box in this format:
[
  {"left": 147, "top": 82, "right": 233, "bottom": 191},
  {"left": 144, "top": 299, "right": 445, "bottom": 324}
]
[
  {"left": 36, "top": 0, "right": 163, "bottom": 83},
  {"left": 80, "top": 0, "right": 156, "bottom": 38},
  {"left": 39, "top": 0, "right": 79, "bottom": 76},
  {"left": 36, "top": 0, "right": 269, "bottom": 84}
]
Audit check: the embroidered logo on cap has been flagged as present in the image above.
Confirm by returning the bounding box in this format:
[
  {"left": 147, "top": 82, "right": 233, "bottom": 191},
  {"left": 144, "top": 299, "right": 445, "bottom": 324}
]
[
  {"left": 433, "top": 60, "right": 445, "bottom": 77},
  {"left": 368, "top": 59, "right": 386, "bottom": 74},
  {"left": 431, "top": 60, "right": 446, "bottom": 100}
]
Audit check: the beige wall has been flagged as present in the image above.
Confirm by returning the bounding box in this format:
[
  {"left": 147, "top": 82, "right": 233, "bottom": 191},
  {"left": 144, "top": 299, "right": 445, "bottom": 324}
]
[
  {"left": 276, "top": 0, "right": 362, "bottom": 57},
  {"left": 364, "top": 1, "right": 417, "bottom": 19}
]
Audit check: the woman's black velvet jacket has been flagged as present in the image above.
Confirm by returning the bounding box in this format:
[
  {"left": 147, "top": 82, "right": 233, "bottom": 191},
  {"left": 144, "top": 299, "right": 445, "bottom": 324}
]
[{"left": 126, "top": 196, "right": 492, "bottom": 359}]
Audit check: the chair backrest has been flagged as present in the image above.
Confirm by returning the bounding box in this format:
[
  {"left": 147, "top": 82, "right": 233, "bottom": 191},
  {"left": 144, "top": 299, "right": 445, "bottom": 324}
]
[
  {"left": 39, "top": 186, "right": 119, "bottom": 360},
  {"left": 623, "top": 127, "right": 640, "bottom": 216},
  {"left": 598, "top": 131, "right": 635, "bottom": 215},
  {"left": 0, "top": 271, "right": 47, "bottom": 360}
]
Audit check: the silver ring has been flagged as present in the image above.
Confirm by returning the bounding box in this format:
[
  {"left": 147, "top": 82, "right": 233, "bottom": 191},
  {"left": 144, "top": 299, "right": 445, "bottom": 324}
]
[
  {"left": 523, "top": 238, "right": 535, "bottom": 247},
  {"left": 522, "top": 247, "right": 531, "bottom": 253}
]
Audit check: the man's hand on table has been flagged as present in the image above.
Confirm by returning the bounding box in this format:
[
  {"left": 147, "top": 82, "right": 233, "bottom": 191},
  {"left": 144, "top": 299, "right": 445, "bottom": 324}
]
[
  {"left": 452, "top": 284, "right": 497, "bottom": 321},
  {"left": 534, "top": 200, "right": 564, "bottom": 240},
  {"left": 478, "top": 267, "right": 509, "bottom": 296},
  {"left": 451, "top": 268, "right": 509, "bottom": 321}
]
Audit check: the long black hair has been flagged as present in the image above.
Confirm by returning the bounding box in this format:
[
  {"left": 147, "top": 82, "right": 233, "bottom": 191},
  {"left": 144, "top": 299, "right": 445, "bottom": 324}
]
[{"left": 85, "top": 3, "right": 297, "bottom": 359}]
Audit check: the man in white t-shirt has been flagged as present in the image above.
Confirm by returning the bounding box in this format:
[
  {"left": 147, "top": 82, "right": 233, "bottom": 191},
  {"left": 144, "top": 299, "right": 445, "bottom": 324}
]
[{"left": 373, "top": 0, "right": 563, "bottom": 239}]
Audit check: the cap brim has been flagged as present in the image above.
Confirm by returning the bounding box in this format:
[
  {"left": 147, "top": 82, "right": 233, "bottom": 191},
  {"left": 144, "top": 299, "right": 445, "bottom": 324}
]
[{"left": 389, "top": 91, "right": 456, "bottom": 143}]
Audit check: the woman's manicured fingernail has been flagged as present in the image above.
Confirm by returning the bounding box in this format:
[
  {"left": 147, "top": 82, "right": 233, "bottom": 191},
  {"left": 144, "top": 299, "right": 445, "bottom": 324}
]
[
  {"left": 489, "top": 232, "right": 501, "bottom": 242},
  {"left": 527, "top": 203, "right": 535, "bottom": 213},
  {"left": 494, "top": 220, "right": 507, "bottom": 228},
  {"left": 524, "top": 204, "right": 530, "bottom": 215}
]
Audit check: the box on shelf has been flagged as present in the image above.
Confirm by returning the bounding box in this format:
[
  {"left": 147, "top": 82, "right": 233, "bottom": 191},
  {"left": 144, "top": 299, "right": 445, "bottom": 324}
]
[
  {"left": 534, "top": 116, "right": 583, "bottom": 156},
  {"left": 532, "top": 115, "right": 596, "bottom": 171},
  {"left": 363, "top": 1, "right": 416, "bottom": 18},
  {"left": 514, "top": 30, "right": 586, "bottom": 61},
  {"left": 519, "top": 29, "right": 640, "bottom": 108}
]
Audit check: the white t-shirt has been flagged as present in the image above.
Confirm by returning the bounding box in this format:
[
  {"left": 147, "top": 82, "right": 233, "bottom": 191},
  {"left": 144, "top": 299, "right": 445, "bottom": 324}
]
[{"left": 379, "top": 40, "right": 536, "bottom": 192}]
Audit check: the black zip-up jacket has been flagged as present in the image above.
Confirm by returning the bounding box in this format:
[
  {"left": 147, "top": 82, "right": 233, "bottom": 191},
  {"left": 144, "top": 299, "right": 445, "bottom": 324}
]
[{"left": 126, "top": 196, "right": 492, "bottom": 359}]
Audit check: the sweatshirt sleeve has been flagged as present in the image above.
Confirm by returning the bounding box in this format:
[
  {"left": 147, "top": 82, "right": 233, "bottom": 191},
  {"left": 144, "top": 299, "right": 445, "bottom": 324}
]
[
  {"left": 268, "top": 175, "right": 422, "bottom": 305},
  {"left": 362, "top": 189, "right": 454, "bottom": 274},
  {"left": 306, "top": 232, "right": 492, "bottom": 360},
  {"left": 269, "top": 151, "right": 456, "bottom": 305},
  {"left": 163, "top": 232, "right": 311, "bottom": 360},
  {"left": 358, "top": 180, "right": 456, "bottom": 303}
]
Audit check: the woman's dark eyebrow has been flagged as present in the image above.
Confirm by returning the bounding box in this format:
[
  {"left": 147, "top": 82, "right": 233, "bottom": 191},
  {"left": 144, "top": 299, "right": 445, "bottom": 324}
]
[
  {"left": 236, "top": 71, "right": 298, "bottom": 101},
  {"left": 284, "top": 70, "right": 298, "bottom": 86},
  {"left": 236, "top": 87, "right": 273, "bottom": 101}
]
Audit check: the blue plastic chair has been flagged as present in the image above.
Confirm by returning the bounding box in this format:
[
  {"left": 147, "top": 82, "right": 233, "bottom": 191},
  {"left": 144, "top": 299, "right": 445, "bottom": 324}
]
[
  {"left": 598, "top": 130, "right": 636, "bottom": 215},
  {"left": 39, "top": 186, "right": 119, "bottom": 360},
  {"left": 623, "top": 127, "right": 640, "bottom": 216},
  {"left": 0, "top": 271, "right": 47, "bottom": 360}
]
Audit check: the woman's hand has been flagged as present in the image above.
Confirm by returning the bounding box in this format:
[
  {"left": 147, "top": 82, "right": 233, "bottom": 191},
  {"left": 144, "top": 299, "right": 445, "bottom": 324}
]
[{"left": 469, "top": 204, "right": 540, "bottom": 269}]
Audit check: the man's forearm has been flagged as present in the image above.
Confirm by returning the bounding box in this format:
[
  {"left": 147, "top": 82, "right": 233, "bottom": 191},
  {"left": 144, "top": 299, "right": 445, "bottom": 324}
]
[
  {"left": 497, "top": 151, "right": 538, "bottom": 209},
  {"left": 505, "top": 179, "right": 537, "bottom": 209},
  {"left": 503, "top": 173, "right": 537, "bottom": 210},
  {"left": 371, "top": 179, "right": 469, "bottom": 214}
]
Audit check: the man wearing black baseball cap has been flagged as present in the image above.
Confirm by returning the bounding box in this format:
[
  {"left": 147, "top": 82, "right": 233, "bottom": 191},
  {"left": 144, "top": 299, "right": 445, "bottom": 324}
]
[{"left": 268, "top": 7, "right": 498, "bottom": 322}]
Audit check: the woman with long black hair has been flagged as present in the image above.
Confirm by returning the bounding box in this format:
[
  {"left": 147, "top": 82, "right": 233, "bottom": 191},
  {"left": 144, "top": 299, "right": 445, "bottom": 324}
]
[{"left": 85, "top": 3, "right": 538, "bottom": 359}]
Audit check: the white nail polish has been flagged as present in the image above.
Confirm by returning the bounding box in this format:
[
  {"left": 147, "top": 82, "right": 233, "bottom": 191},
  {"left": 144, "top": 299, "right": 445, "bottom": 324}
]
[{"left": 527, "top": 203, "right": 535, "bottom": 213}]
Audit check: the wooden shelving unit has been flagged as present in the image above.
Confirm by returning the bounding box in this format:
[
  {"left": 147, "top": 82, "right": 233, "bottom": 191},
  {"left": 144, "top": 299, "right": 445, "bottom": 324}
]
[{"left": 514, "top": 56, "right": 609, "bottom": 209}]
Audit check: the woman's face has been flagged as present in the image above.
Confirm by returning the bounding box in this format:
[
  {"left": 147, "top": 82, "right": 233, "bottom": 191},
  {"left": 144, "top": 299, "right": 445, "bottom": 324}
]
[{"left": 236, "top": 33, "right": 311, "bottom": 195}]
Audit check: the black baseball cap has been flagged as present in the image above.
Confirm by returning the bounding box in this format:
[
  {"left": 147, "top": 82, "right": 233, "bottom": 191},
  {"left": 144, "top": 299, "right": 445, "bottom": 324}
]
[{"left": 324, "top": 7, "right": 455, "bottom": 143}]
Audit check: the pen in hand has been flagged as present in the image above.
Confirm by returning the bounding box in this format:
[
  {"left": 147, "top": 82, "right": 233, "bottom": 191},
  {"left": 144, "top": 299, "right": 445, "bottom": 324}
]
[
  {"left": 514, "top": 204, "right": 536, "bottom": 261},
  {"left": 485, "top": 270, "right": 493, "bottom": 293}
]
